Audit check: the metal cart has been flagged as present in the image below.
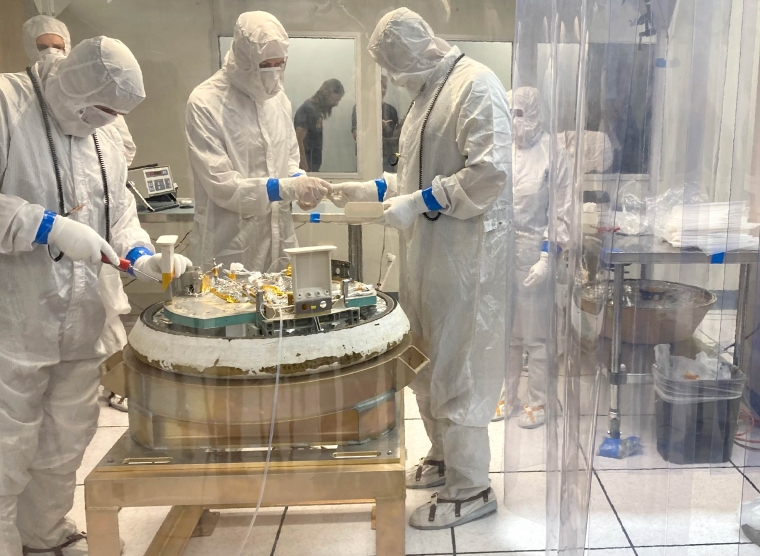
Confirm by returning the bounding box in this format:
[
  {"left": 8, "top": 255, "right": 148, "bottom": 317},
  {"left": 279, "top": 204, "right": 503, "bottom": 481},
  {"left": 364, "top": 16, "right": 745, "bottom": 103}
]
[{"left": 600, "top": 234, "right": 758, "bottom": 439}]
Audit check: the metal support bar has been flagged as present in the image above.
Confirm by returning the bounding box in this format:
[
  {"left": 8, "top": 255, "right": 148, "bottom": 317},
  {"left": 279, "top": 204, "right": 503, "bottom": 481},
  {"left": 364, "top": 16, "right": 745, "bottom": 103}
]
[
  {"left": 348, "top": 225, "right": 363, "bottom": 282},
  {"left": 640, "top": 263, "right": 652, "bottom": 280},
  {"left": 608, "top": 264, "right": 625, "bottom": 440},
  {"left": 145, "top": 506, "right": 204, "bottom": 556},
  {"left": 735, "top": 263, "right": 751, "bottom": 368}
]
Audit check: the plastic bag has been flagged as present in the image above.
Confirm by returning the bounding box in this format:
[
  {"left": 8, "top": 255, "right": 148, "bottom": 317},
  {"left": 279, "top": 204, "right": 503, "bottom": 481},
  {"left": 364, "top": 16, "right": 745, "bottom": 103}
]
[
  {"left": 597, "top": 436, "right": 643, "bottom": 459},
  {"left": 607, "top": 185, "right": 707, "bottom": 237},
  {"left": 653, "top": 344, "right": 745, "bottom": 403},
  {"left": 742, "top": 499, "right": 760, "bottom": 547},
  {"left": 654, "top": 344, "right": 732, "bottom": 381},
  {"left": 648, "top": 186, "right": 707, "bottom": 239}
]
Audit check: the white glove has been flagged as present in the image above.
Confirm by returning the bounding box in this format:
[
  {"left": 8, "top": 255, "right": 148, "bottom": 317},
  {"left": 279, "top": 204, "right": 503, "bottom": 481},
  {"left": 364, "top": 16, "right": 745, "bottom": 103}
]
[
  {"left": 132, "top": 253, "right": 192, "bottom": 282},
  {"left": 329, "top": 181, "right": 380, "bottom": 208},
  {"left": 278, "top": 176, "right": 331, "bottom": 209},
  {"left": 382, "top": 191, "right": 428, "bottom": 230},
  {"left": 523, "top": 252, "right": 549, "bottom": 288},
  {"left": 47, "top": 216, "right": 118, "bottom": 265}
]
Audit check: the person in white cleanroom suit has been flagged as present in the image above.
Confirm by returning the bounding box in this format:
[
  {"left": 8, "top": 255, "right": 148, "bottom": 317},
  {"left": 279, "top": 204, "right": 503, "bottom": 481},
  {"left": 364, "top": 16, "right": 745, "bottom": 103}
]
[
  {"left": 330, "top": 8, "right": 513, "bottom": 530},
  {"left": 187, "top": 11, "right": 332, "bottom": 272},
  {"left": 500, "top": 87, "right": 572, "bottom": 429},
  {"left": 23, "top": 15, "right": 138, "bottom": 412},
  {"left": 23, "top": 16, "right": 138, "bottom": 168},
  {"left": 0, "top": 37, "right": 191, "bottom": 555}
]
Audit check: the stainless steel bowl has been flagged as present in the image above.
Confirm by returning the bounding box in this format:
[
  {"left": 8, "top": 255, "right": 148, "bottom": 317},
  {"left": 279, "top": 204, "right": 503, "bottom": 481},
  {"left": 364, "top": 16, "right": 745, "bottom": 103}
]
[{"left": 581, "top": 279, "right": 717, "bottom": 345}]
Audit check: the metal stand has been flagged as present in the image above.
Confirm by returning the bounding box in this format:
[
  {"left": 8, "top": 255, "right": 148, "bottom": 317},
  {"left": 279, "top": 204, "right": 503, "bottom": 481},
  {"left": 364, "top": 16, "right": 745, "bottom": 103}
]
[
  {"left": 85, "top": 394, "right": 407, "bottom": 556},
  {"left": 607, "top": 264, "right": 625, "bottom": 440},
  {"left": 602, "top": 235, "right": 758, "bottom": 438},
  {"left": 348, "top": 224, "right": 363, "bottom": 282}
]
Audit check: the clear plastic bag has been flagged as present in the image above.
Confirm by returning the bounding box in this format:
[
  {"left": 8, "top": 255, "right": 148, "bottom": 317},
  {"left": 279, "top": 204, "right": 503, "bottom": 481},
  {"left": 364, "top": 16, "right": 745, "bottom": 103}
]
[
  {"left": 605, "top": 185, "right": 707, "bottom": 237},
  {"left": 648, "top": 186, "right": 708, "bottom": 238},
  {"left": 653, "top": 344, "right": 745, "bottom": 404},
  {"left": 742, "top": 499, "right": 760, "bottom": 547}
]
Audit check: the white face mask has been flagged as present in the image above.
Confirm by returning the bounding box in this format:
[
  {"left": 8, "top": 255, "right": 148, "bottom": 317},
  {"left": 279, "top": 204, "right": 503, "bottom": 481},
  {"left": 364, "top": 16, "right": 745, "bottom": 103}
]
[
  {"left": 513, "top": 118, "right": 542, "bottom": 149},
  {"left": 259, "top": 67, "right": 284, "bottom": 96},
  {"left": 38, "top": 47, "right": 66, "bottom": 61},
  {"left": 388, "top": 71, "right": 430, "bottom": 97},
  {"left": 79, "top": 106, "right": 118, "bottom": 128}
]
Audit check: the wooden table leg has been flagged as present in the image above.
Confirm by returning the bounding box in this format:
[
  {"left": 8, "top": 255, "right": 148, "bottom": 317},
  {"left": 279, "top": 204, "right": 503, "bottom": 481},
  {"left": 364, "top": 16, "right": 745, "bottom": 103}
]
[
  {"left": 145, "top": 506, "right": 204, "bottom": 556},
  {"left": 375, "top": 498, "right": 405, "bottom": 556},
  {"left": 191, "top": 510, "right": 220, "bottom": 538},
  {"left": 86, "top": 508, "right": 121, "bottom": 556}
]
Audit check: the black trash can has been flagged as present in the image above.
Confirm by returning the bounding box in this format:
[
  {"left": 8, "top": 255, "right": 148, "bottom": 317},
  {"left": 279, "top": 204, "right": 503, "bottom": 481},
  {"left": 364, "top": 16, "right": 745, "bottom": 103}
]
[{"left": 654, "top": 365, "right": 745, "bottom": 465}]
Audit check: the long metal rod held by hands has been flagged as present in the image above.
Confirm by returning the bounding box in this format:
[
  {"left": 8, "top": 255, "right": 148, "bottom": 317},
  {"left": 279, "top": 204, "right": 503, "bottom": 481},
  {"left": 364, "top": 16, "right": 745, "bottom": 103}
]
[{"left": 101, "top": 253, "right": 161, "bottom": 283}]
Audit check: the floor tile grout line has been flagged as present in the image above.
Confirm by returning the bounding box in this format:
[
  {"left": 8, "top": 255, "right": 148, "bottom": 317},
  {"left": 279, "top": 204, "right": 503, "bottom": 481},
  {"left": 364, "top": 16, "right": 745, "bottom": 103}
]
[
  {"left": 453, "top": 550, "right": 549, "bottom": 554},
  {"left": 595, "top": 465, "right": 736, "bottom": 472},
  {"left": 269, "top": 506, "right": 288, "bottom": 556},
  {"left": 731, "top": 460, "right": 760, "bottom": 496},
  {"left": 488, "top": 470, "right": 547, "bottom": 475},
  {"left": 592, "top": 468, "right": 638, "bottom": 556},
  {"left": 631, "top": 541, "right": 755, "bottom": 548},
  {"left": 453, "top": 549, "right": 551, "bottom": 554}
]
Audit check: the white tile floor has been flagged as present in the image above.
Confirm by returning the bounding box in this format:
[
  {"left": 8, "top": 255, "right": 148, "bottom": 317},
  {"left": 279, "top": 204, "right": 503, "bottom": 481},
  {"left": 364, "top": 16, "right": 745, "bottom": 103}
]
[{"left": 68, "top": 309, "right": 758, "bottom": 555}]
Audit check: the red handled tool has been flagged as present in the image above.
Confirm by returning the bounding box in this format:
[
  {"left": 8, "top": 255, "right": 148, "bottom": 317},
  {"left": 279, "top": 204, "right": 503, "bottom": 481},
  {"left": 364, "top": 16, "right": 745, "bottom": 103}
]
[{"left": 101, "top": 253, "right": 161, "bottom": 283}]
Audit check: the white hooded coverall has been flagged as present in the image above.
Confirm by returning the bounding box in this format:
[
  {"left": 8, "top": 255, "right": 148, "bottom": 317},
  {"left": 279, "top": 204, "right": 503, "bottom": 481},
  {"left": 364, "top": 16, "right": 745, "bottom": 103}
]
[
  {"left": 23, "top": 15, "right": 136, "bottom": 358},
  {"left": 369, "top": 9, "right": 514, "bottom": 500},
  {"left": 0, "top": 37, "right": 152, "bottom": 554},
  {"left": 506, "top": 87, "right": 572, "bottom": 408},
  {"left": 187, "top": 11, "right": 302, "bottom": 272}
]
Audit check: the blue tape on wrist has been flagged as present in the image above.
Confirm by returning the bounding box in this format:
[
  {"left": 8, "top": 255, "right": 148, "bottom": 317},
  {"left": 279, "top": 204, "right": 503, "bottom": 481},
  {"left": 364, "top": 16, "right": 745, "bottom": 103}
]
[
  {"left": 125, "top": 246, "right": 153, "bottom": 276},
  {"left": 421, "top": 187, "right": 443, "bottom": 212},
  {"left": 375, "top": 178, "right": 387, "bottom": 202},
  {"left": 34, "top": 210, "right": 57, "bottom": 245},
  {"left": 290, "top": 172, "right": 304, "bottom": 178},
  {"left": 267, "top": 178, "right": 282, "bottom": 202},
  {"left": 541, "top": 241, "right": 562, "bottom": 254},
  {"left": 310, "top": 213, "right": 321, "bottom": 223},
  {"left": 710, "top": 252, "right": 725, "bottom": 264}
]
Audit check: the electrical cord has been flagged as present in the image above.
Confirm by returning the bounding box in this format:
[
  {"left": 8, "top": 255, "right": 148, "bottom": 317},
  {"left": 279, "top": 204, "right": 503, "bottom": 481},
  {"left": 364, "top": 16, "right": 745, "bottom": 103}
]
[
  {"left": 92, "top": 133, "right": 111, "bottom": 243},
  {"left": 396, "top": 54, "right": 466, "bottom": 221},
  {"left": 26, "top": 66, "right": 112, "bottom": 259},
  {"left": 734, "top": 409, "right": 760, "bottom": 451},
  {"left": 418, "top": 53, "right": 465, "bottom": 222},
  {"left": 27, "top": 66, "right": 65, "bottom": 262}
]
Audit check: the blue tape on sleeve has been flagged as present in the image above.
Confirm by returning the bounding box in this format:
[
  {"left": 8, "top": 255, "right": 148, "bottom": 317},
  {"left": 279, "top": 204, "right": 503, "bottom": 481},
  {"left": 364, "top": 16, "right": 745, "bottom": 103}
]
[
  {"left": 125, "top": 246, "right": 153, "bottom": 275},
  {"left": 541, "top": 241, "right": 562, "bottom": 254},
  {"left": 710, "top": 252, "right": 726, "bottom": 264},
  {"left": 421, "top": 187, "right": 444, "bottom": 212},
  {"left": 655, "top": 58, "right": 667, "bottom": 68},
  {"left": 375, "top": 178, "right": 387, "bottom": 202},
  {"left": 34, "top": 210, "right": 57, "bottom": 244},
  {"left": 310, "top": 213, "right": 321, "bottom": 223},
  {"left": 266, "top": 178, "right": 282, "bottom": 202},
  {"left": 290, "top": 172, "right": 304, "bottom": 178}
]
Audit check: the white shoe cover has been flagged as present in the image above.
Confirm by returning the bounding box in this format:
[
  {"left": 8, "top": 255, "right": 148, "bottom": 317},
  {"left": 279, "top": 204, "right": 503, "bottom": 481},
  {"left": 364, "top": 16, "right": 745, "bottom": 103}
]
[
  {"left": 517, "top": 405, "right": 546, "bottom": 429},
  {"left": 492, "top": 399, "right": 521, "bottom": 422},
  {"left": 406, "top": 458, "right": 446, "bottom": 489},
  {"left": 409, "top": 488, "right": 497, "bottom": 530},
  {"left": 37, "top": 534, "right": 125, "bottom": 556}
]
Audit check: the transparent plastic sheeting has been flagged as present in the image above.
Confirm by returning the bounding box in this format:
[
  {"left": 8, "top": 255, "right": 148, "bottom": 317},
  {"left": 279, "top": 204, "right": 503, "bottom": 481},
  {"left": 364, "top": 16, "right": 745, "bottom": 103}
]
[{"left": 513, "top": 0, "right": 760, "bottom": 553}]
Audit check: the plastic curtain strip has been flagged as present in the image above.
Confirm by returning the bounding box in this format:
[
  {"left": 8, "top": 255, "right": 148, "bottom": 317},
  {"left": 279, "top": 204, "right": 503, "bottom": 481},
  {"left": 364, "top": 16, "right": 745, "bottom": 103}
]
[{"left": 236, "top": 312, "right": 284, "bottom": 556}]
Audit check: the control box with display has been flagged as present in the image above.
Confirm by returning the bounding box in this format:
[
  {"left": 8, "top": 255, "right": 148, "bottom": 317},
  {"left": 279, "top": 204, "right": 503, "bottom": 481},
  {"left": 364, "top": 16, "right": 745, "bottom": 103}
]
[{"left": 128, "top": 165, "right": 176, "bottom": 199}]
